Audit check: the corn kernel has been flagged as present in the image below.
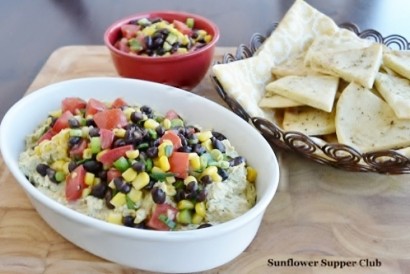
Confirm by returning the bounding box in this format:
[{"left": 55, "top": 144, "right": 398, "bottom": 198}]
[
  {"left": 123, "top": 107, "right": 135, "bottom": 120},
  {"left": 246, "top": 166, "right": 257, "bottom": 183},
  {"left": 162, "top": 118, "right": 172, "bottom": 129},
  {"left": 210, "top": 149, "right": 223, "bottom": 161},
  {"left": 176, "top": 209, "right": 192, "bottom": 224},
  {"left": 204, "top": 34, "right": 213, "bottom": 43},
  {"left": 110, "top": 192, "right": 127, "bottom": 208},
  {"left": 210, "top": 172, "right": 222, "bottom": 183},
  {"left": 82, "top": 148, "right": 93, "bottom": 159},
  {"left": 122, "top": 167, "right": 138, "bottom": 182},
  {"left": 82, "top": 187, "right": 91, "bottom": 198},
  {"left": 49, "top": 109, "right": 62, "bottom": 118},
  {"left": 84, "top": 172, "right": 95, "bottom": 186},
  {"left": 107, "top": 212, "right": 123, "bottom": 225},
  {"left": 132, "top": 172, "right": 150, "bottom": 190},
  {"left": 201, "top": 166, "right": 218, "bottom": 177},
  {"left": 158, "top": 140, "right": 173, "bottom": 157},
  {"left": 196, "top": 131, "right": 213, "bottom": 142},
  {"left": 189, "top": 153, "right": 201, "bottom": 170},
  {"left": 144, "top": 118, "right": 160, "bottom": 129},
  {"left": 192, "top": 213, "right": 203, "bottom": 225},
  {"left": 158, "top": 155, "right": 170, "bottom": 172},
  {"left": 125, "top": 149, "right": 140, "bottom": 160},
  {"left": 177, "top": 199, "right": 195, "bottom": 210},
  {"left": 184, "top": 175, "right": 197, "bottom": 186},
  {"left": 201, "top": 139, "right": 213, "bottom": 152},
  {"left": 165, "top": 176, "right": 176, "bottom": 184},
  {"left": 195, "top": 202, "right": 206, "bottom": 218},
  {"left": 113, "top": 128, "right": 126, "bottom": 138},
  {"left": 127, "top": 187, "right": 143, "bottom": 203},
  {"left": 51, "top": 160, "right": 66, "bottom": 172}
]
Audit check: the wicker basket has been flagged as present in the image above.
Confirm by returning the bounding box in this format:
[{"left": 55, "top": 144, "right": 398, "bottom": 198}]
[{"left": 211, "top": 23, "right": 410, "bottom": 174}]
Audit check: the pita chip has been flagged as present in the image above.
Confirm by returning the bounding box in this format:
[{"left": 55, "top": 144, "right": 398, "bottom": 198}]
[
  {"left": 375, "top": 72, "right": 410, "bottom": 119},
  {"left": 383, "top": 50, "right": 410, "bottom": 80},
  {"left": 336, "top": 82, "right": 410, "bottom": 153},
  {"left": 309, "top": 43, "right": 383, "bottom": 89},
  {"left": 265, "top": 74, "right": 339, "bottom": 112}
]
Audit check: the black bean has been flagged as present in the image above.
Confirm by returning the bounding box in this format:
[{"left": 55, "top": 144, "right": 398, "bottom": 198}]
[
  {"left": 36, "top": 163, "right": 49, "bottom": 177},
  {"left": 140, "top": 105, "right": 153, "bottom": 115},
  {"left": 68, "top": 117, "right": 80, "bottom": 128},
  {"left": 200, "top": 175, "right": 212, "bottom": 186},
  {"left": 114, "top": 178, "right": 131, "bottom": 194},
  {"left": 97, "top": 170, "right": 107, "bottom": 181},
  {"left": 196, "top": 188, "right": 207, "bottom": 202},
  {"left": 151, "top": 187, "right": 166, "bottom": 204},
  {"left": 177, "top": 146, "right": 192, "bottom": 153},
  {"left": 153, "top": 37, "right": 164, "bottom": 49},
  {"left": 46, "top": 168, "right": 57, "bottom": 182},
  {"left": 143, "top": 179, "right": 156, "bottom": 190},
  {"left": 146, "top": 146, "right": 158, "bottom": 158},
  {"left": 113, "top": 138, "right": 127, "bottom": 148},
  {"left": 218, "top": 168, "right": 229, "bottom": 181},
  {"left": 123, "top": 215, "right": 135, "bottom": 227},
  {"left": 212, "top": 138, "right": 226, "bottom": 153},
  {"left": 68, "top": 136, "right": 82, "bottom": 147},
  {"left": 91, "top": 182, "right": 108, "bottom": 198},
  {"left": 212, "top": 131, "right": 227, "bottom": 141},
  {"left": 229, "top": 156, "right": 246, "bottom": 166},
  {"left": 132, "top": 161, "right": 145, "bottom": 172},
  {"left": 156, "top": 126, "right": 165, "bottom": 137},
  {"left": 130, "top": 111, "right": 144, "bottom": 123},
  {"left": 105, "top": 189, "right": 115, "bottom": 209},
  {"left": 88, "top": 127, "right": 100, "bottom": 137},
  {"left": 86, "top": 119, "right": 96, "bottom": 127},
  {"left": 68, "top": 161, "right": 78, "bottom": 173},
  {"left": 197, "top": 223, "right": 212, "bottom": 229},
  {"left": 192, "top": 143, "right": 206, "bottom": 155},
  {"left": 145, "top": 35, "right": 153, "bottom": 49},
  {"left": 186, "top": 181, "right": 198, "bottom": 193},
  {"left": 178, "top": 133, "right": 188, "bottom": 147},
  {"left": 174, "top": 189, "right": 186, "bottom": 203},
  {"left": 83, "top": 160, "right": 103, "bottom": 173}
]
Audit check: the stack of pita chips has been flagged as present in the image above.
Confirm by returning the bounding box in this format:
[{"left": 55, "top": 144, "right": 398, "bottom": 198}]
[{"left": 212, "top": 0, "right": 410, "bottom": 154}]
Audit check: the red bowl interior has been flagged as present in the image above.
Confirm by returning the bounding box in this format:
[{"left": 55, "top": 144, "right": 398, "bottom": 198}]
[{"left": 104, "top": 11, "right": 220, "bottom": 90}]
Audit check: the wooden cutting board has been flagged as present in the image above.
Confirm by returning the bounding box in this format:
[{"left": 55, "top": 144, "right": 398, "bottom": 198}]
[{"left": 1, "top": 46, "right": 410, "bottom": 274}]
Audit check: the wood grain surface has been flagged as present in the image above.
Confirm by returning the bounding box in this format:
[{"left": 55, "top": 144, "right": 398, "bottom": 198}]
[{"left": 1, "top": 46, "right": 410, "bottom": 274}]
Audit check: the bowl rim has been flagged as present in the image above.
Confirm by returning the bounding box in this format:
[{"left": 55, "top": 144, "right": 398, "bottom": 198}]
[
  {"left": 0, "top": 77, "right": 279, "bottom": 241},
  {"left": 103, "top": 10, "right": 220, "bottom": 63}
]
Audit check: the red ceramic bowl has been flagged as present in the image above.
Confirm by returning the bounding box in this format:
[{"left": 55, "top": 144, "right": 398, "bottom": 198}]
[{"left": 104, "top": 11, "right": 220, "bottom": 90}]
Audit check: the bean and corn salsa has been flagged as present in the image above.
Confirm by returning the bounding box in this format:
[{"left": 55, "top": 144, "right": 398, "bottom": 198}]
[
  {"left": 19, "top": 97, "right": 257, "bottom": 231},
  {"left": 114, "top": 16, "right": 213, "bottom": 57}
]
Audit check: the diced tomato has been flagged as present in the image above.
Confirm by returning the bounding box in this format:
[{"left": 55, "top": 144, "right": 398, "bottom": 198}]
[
  {"left": 52, "top": 110, "right": 73, "bottom": 133},
  {"left": 172, "top": 20, "right": 193, "bottom": 35},
  {"left": 93, "top": 109, "right": 128, "bottom": 130},
  {"left": 85, "top": 98, "right": 107, "bottom": 116},
  {"left": 160, "top": 130, "right": 182, "bottom": 151},
  {"left": 62, "top": 97, "right": 86, "bottom": 115},
  {"left": 99, "top": 128, "right": 114, "bottom": 149},
  {"left": 115, "top": 37, "right": 130, "bottom": 53},
  {"left": 165, "top": 110, "right": 180, "bottom": 120},
  {"left": 69, "top": 139, "right": 88, "bottom": 158},
  {"left": 121, "top": 24, "right": 141, "bottom": 39},
  {"left": 37, "top": 128, "right": 55, "bottom": 144},
  {"left": 107, "top": 168, "right": 122, "bottom": 182},
  {"left": 146, "top": 203, "right": 178, "bottom": 231},
  {"left": 111, "top": 97, "right": 128, "bottom": 109},
  {"left": 98, "top": 144, "right": 134, "bottom": 166},
  {"left": 65, "top": 165, "right": 86, "bottom": 201},
  {"left": 169, "top": 151, "right": 190, "bottom": 178}
]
